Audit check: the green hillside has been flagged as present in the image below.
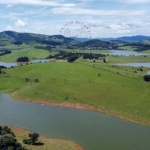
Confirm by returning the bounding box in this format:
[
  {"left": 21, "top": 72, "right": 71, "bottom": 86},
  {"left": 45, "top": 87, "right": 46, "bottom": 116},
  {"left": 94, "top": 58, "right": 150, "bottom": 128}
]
[{"left": 0, "top": 31, "right": 77, "bottom": 47}]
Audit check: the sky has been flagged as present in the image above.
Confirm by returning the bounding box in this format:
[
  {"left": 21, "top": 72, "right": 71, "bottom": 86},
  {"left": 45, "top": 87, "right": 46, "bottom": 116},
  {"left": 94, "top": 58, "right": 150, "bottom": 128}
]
[{"left": 0, "top": 0, "right": 150, "bottom": 38}]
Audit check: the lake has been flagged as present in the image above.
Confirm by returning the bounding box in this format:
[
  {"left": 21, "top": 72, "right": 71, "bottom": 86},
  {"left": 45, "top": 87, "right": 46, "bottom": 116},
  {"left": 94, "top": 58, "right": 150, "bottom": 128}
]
[
  {"left": 107, "top": 50, "right": 149, "bottom": 56},
  {"left": 0, "top": 59, "right": 49, "bottom": 68},
  {"left": 0, "top": 94, "right": 150, "bottom": 150},
  {"left": 114, "top": 62, "right": 150, "bottom": 75},
  {"left": 114, "top": 62, "right": 150, "bottom": 67},
  {"left": 147, "top": 70, "right": 150, "bottom": 75}
]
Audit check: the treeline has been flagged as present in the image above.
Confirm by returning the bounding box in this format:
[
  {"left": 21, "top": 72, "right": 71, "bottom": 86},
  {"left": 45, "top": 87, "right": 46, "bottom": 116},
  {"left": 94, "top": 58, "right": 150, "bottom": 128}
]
[
  {"left": 17, "top": 57, "right": 29, "bottom": 62},
  {"left": 0, "top": 50, "right": 11, "bottom": 56},
  {"left": 47, "top": 51, "right": 106, "bottom": 62},
  {"left": 122, "top": 43, "right": 150, "bottom": 52},
  {"left": 83, "top": 53, "right": 106, "bottom": 59},
  {"left": 34, "top": 46, "right": 55, "bottom": 50},
  {"left": 47, "top": 51, "right": 81, "bottom": 62}
]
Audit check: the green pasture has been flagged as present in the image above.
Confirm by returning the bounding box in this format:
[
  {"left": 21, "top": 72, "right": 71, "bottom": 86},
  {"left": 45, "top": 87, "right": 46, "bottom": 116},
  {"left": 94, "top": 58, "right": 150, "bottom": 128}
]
[
  {"left": 117, "top": 46, "right": 138, "bottom": 51},
  {"left": 0, "top": 48, "right": 51, "bottom": 62}
]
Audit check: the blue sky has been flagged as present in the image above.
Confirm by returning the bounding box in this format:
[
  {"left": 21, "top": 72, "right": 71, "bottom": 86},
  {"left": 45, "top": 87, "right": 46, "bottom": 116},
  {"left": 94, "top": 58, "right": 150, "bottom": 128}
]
[{"left": 0, "top": 0, "right": 150, "bottom": 38}]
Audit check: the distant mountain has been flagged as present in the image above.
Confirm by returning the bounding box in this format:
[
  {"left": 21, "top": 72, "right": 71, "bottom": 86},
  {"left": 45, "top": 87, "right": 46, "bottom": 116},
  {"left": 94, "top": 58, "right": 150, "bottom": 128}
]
[
  {"left": 70, "top": 37, "right": 91, "bottom": 42},
  {"left": 115, "top": 35, "right": 150, "bottom": 42},
  {"left": 0, "top": 31, "right": 78, "bottom": 46},
  {"left": 71, "top": 35, "right": 150, "bottom": 42},
  {"left": 73, "top": 39, "right": 112, "bottom": 48}
]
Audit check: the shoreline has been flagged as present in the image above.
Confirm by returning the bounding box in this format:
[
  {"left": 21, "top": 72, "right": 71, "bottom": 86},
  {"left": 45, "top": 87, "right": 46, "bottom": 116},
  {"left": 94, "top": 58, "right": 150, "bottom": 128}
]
[
  {"left": 11, "top": 95, "right": 150, "bottom": 126},
  {"left": 0, "top": 123, "right": 84, "bottom": 150}
]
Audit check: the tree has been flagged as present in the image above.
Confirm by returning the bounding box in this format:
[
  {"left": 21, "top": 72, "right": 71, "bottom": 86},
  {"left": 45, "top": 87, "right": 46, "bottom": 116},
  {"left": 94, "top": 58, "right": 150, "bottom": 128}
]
[
  {"left": 29, "top": 133, "right": 39, "bottom": 144},
  {"left": 103, "top": 58, "right": 107, "bottom": 63},
  {"left": 34, "top": 79, "right": 39, "bottom": 83},
  {"left": 23, "top": 133, "right": 39, "bottom": 145},
  {"left": 143, "top": 75, "right": 150, "bottom": 82}
]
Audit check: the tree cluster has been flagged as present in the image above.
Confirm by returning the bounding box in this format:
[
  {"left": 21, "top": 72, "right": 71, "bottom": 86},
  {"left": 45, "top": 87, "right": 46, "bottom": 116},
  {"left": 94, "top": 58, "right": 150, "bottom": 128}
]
[
  {"left": 0, "top": 50, "right": 11, "bottom": 56},
  {"left": 47, "top": 51, "right": 80, "bottom": 62},
  {"left": 17, "top": 57, "right": 29, "bottom": 62},
  {"left": 83, "top": 53, "right": 106, "bottom": 60},
  {"left": 0, "top": 126, "right": 27, "bottom": 150}
]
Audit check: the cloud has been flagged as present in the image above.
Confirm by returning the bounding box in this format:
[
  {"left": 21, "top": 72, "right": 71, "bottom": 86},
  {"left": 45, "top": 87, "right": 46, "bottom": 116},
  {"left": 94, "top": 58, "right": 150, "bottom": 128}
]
[
  {"left": 0, "top": 0, "right": 76, "bottom": 7},
  {"left": 6, "top": 4, "right": 13, "bottom": 7},
  {"left": 15, "top": 20, "right": 28, "bottom": 27},
  {"left": 51, "top": 7, "right": 146, "bottom": 16},
  {"left": 78, "top": 0, "right": 150, "bottom": 3},
  {"left": 120, "top": 0, "right": 150, "bottom": 3}
]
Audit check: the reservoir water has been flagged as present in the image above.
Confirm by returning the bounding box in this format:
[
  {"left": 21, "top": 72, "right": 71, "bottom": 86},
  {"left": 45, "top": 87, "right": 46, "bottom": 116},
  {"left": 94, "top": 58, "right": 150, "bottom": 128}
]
[
  {"left": 147, "top": 70, "right": 150, "bottom": 75},
  {"left": 114, "top": 62, "right": 150, "bottom": 67},
  {"left": 0, "top": 59, "right": 49, "bottom": 68},
  {"left": 0, "top": 94, "right": 150, "bottom": 150},
  {"left": 107, "top": 50, "right": 149, "bottom": 56},
  {"left": 0, "top": 62, "right": 18, "bottom": 68}
]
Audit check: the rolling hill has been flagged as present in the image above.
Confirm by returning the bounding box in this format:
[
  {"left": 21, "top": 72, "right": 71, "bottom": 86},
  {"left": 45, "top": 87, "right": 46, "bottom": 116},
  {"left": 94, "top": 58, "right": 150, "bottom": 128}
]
[{"left": 0, "top": 31, "right": 78, "bottom": 46}]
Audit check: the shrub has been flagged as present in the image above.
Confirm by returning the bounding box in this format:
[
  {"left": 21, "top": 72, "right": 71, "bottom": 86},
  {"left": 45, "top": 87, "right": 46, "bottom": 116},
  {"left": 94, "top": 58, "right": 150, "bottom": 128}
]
[
  {"left": 143, "top": 75, "right": 150, "bottom": 82},
  {"left": 23, "top": 133, "right": 39, "bottom": 145},
  {"left": 23, "top": 139, "right": 31, "bottom": 145},
  {"left": 34, "top": 79, "right": 39, "bottom": 83}
]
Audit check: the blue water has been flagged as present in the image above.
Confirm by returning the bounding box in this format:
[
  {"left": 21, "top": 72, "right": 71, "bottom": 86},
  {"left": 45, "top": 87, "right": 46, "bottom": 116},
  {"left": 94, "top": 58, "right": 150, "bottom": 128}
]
[
  {"left": 115, "top": 62, "right": 150, "bottom": 67},
  {"left": 108, "top": 50, "right": 148, "bottom": 56},
  {"left": 0, "top": 59, "right": 49, "bottom": 68}
]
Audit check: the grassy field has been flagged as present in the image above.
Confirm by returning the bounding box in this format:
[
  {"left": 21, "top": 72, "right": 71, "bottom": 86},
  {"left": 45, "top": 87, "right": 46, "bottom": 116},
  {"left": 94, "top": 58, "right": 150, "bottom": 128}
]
[
  {"left": 0, "top": 44, "right": 30, "bottom": 50},
  {"left": 0, "top": 48, "right": 52, "bottom": 62},
  {"left": 117, "top": 46, "right": 138, "bottom": 51},
  {"left": 0, "top": 125, "right": 81, "bottom": 150},
  {"left": 74, "top": 49, "right": 110, "bottom": 54},
  {"left": 0, "top": 60, "right": 150, "bottom": 126}
]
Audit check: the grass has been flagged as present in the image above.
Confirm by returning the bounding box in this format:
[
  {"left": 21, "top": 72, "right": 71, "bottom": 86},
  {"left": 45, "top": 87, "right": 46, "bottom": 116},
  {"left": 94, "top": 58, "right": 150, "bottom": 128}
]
[
  {"left": 74, "top": 49, "right": 110, "bottom": 54},
  {"left": 117, "top": 46, "right": 138, "bottom": 51},
  {"left": 0, "top": 44, "right": 30, "bottom": 50},
  {"left": 0, "top": 60, "right": 150, "bottom": 126},
  {"left": 0, "top": 125, "right": 81, "bottom": 150},
  {"left": 0, "top": 48, "right": 51, "bottom": 62}
]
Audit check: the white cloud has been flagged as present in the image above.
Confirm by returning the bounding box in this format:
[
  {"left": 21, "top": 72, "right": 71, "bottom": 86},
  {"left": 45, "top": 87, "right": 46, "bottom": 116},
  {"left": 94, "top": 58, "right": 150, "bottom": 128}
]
[
  {"left": 120, "top": 0, "right": 150, "bottom": 3},
  {"left": 51, "top": 7, "right": 146, "bottom": 16},
  {"left": 6, "top": 4, "right": 13, "bottom": 7},
  {"left": 15, "top": 20, "right": 28, "bottom": 27},
  {"left": 0, "top": 0, "right": 76, "bottom": 7}
]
